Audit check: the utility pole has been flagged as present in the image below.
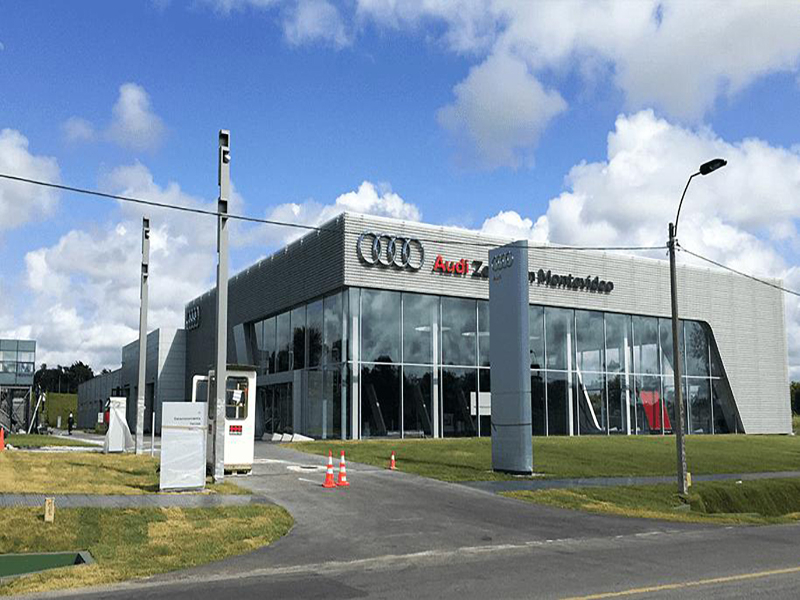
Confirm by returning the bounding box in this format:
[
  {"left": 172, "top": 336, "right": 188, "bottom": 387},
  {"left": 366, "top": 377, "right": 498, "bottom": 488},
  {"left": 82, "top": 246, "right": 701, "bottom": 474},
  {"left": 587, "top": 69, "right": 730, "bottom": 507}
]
[
  {"left": 668, "top": 221, "right": 688, "bottom": 495},
  {"left": 669, "top": 157, "right": 726, "bottom": 495},
  {"left": 136, "top": 216, "right": 150, "bottom": 454},
  {"left": 213, "top": 130, "right": 231, "bottom": 483}
]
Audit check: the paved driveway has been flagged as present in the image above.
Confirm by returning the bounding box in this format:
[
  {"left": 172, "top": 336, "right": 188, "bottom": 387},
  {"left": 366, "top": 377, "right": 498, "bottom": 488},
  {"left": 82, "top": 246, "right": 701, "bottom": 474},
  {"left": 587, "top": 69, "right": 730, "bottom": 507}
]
[{"left": 29, "top": 442, "right": 800, "bottom": 599}]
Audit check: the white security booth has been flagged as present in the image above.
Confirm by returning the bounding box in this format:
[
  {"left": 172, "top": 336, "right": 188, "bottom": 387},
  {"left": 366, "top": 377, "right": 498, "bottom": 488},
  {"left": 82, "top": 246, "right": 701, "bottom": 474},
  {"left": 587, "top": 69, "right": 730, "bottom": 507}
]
[{"left": 192, "top": 365, "right": 256, "bottom": 474}]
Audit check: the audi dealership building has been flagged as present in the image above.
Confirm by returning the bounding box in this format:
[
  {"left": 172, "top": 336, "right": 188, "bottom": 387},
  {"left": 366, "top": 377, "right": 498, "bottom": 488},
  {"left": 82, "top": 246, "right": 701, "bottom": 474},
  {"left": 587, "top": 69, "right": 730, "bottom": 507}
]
[{"left": 176, "top": 211, "right": 791, "bottom": 440}]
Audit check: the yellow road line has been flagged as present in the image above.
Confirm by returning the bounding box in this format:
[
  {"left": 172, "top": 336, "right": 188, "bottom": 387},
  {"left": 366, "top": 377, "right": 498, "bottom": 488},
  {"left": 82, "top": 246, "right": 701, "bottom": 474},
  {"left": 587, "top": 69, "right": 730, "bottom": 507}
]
[{"left": 562, "top": 565, "right": 800, "bottom": 599}]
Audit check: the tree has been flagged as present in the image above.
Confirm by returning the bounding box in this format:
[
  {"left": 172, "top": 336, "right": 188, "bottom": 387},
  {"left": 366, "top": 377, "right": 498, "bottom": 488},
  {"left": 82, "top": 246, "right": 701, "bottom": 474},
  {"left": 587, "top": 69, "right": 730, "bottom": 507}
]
[{"left": 792, "top": 381, "right": 800, "bottom": 414}]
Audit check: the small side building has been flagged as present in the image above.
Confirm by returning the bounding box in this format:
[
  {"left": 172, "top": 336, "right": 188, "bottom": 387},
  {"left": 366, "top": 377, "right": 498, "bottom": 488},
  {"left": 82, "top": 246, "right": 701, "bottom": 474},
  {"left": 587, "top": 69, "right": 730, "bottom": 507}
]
[{"left": 78, "top": 328, "right": 186, "bottom": 435}]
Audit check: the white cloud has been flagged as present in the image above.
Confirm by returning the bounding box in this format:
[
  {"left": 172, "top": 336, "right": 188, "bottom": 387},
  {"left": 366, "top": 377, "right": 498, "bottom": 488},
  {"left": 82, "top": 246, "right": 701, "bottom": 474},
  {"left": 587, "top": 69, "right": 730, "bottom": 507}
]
[
  {"left": 0, "top": 129, "right": 60, "bottom": 232},
  {"left": 61, "top": 117, "right": 96, "bottom": 143},
  {"left": 5, "top": 165, "right": 218, "bottom": 369},
  {"left": 203, "top": 0, "right": 278, "bottom": 14},
  {"left": 284, "top": 0, "right": 350, "bottom": 48},
  {"left": 60, "top": 83, "right": 166, "bottom": 152},
  {"left": 479, "top": 210, "right": 548, "bottom": 243},
  {"left": 246, "top": 180, "right": 421, "bottom": 247},
  {"left": 106, "top": 83, "right": 166, "bottom": 152},
  {"left": 357, "top": 1, "right": 800, "bottom": 166},
  {"left": 437, "top": 51, "right": 566, "bottom": 168},
  {"left": 478, "top": 109, "right": 800, "bottom": 377}
]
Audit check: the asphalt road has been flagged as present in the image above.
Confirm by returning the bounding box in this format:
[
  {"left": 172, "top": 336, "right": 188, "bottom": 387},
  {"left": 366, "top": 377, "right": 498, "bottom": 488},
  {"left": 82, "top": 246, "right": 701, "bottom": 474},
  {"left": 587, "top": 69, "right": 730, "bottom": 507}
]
[{"left": 28, "top": 443, "right": 800, "bottom": 600}]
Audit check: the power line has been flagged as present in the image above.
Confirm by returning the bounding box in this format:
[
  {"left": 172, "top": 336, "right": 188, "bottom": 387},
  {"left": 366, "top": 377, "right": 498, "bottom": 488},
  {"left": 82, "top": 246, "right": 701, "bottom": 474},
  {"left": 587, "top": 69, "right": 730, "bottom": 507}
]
[
  {"left": 0, "top": 172, "right": 667, "bottom": 253},
  {"left": 679, "top": 245, "right": 800, "bottom": 298}
]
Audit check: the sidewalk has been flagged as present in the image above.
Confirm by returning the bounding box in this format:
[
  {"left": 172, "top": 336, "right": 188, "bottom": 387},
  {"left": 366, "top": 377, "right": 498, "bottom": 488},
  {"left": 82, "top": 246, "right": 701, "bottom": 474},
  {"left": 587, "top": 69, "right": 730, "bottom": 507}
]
[
  {"left": 0, "top": 493, "right": 269, "bottom": 509},
  {"left": 461, "top": 470, "right": 800, "bottom": 493}
]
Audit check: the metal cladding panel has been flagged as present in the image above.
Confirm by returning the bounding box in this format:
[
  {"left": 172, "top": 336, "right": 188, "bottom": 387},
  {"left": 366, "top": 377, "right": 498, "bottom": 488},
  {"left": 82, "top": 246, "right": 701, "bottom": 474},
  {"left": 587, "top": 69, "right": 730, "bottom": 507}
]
[
  {"left": 342, "top": 213, "right": 791, "bottom": 434},
  {"left": 183, "top": 217, "right": 347, "bottom": 391},
  {"left": 489, "top": 242, "right": 532, "bottom": 473}
]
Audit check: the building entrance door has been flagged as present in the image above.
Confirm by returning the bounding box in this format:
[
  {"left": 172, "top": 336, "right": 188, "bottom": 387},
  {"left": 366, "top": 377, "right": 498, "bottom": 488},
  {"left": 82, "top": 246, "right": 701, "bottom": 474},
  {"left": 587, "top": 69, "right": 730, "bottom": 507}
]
[{"left": 262, "top": 383, "right": 293, "bottom": 435}]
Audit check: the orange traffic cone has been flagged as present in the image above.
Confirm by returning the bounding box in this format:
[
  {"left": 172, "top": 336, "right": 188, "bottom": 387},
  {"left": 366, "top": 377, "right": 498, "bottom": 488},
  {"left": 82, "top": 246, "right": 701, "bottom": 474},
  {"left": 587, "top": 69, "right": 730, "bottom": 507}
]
[
  {"left": 322, "top": 450, "right": 337, "bottom": 488},
  {"left": 388, "top": 450, "right": 396, "bottom": 470},
  {"left": 0, "top": 428, "right": 5, "bottom": 452},
  {"left": 337, "top": 450, "right": 350, "bottom": 487}
]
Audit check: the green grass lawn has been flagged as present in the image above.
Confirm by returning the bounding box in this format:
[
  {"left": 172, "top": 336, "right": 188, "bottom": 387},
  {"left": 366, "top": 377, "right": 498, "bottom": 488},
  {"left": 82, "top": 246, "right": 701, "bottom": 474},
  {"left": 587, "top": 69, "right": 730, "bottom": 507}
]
[
  {"left": 0, "top": 504, "right": 293, "bottom": 596},
  {"left": 290, "top": 434, "right": 800, "bottom": 482},
  {"left": 6, "top": 434, "right": 95, "bottom": 448},
  {"left": 0, "top": 452, "right": 246, "bottom": 495},
  {"left": 505, "top": 477, "right": 800, "bottom": 525}
]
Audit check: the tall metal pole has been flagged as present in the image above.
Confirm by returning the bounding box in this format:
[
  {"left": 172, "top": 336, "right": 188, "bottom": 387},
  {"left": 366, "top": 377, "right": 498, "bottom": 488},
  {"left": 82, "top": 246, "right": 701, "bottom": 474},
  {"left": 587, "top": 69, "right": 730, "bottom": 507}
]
[
  {"left": 669, "top": 222, "right": 688, "bottom": 495},
  {"left": 213, "top": 130, "right": 231, "bottom": 483},
  {"left": 135, "top": 216, "right": 150, "bottom": 454}
]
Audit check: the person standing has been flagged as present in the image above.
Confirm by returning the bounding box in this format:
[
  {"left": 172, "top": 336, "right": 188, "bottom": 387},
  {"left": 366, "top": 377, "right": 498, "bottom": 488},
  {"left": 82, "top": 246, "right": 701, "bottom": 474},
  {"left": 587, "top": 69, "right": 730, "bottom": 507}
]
[{"left": 67, "top": 412, "right": 74, "bottom": 435}]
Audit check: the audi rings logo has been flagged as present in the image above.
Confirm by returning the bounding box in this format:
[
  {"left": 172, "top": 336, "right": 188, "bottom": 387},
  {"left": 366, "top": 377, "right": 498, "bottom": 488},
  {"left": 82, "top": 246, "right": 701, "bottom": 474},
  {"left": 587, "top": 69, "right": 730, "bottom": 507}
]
[
  {"left": 491, "top": 251, "right": 514, "bottom": 272},
  {"left": 357, "top": 232, "right": 425, "bottom": 271}
]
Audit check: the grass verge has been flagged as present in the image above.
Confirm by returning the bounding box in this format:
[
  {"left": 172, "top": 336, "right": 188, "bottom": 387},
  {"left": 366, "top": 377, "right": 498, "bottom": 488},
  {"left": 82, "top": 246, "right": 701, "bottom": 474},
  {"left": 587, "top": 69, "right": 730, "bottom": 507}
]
[
  {"left": 0, "top": 504, "right": 293, "bottom": 596},
  {"left": 504, "top": 478, "right": 800, "bottom": 525},
  {"left": 6, "top": 434, "right": 95, "bottom": 449},
  {"left": 289, "top": 434, "right": 800, "bottom": 482},
  {"left": 0, "top": 453, "right": 247, "bottom": 495}
]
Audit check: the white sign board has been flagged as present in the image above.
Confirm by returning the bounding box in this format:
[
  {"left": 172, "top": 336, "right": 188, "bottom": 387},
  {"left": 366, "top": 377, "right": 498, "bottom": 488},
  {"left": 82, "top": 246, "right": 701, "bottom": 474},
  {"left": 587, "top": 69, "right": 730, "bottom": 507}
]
[
  {"left": 160, "top": 402, "right": 207, "bottom": 491},
  {"left": 104, "top": 397, "right": 134, "bottom": 453}
]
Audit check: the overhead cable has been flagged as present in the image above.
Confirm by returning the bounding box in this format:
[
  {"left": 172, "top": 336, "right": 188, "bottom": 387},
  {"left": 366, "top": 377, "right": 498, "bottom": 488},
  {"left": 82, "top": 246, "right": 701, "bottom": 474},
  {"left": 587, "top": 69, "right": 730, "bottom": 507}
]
[
  {"left": 0, "top": 172, "right": 666, "bottom": 253},
  {"left": 679, "top": 245, "right": 800, "bottom": 298}
]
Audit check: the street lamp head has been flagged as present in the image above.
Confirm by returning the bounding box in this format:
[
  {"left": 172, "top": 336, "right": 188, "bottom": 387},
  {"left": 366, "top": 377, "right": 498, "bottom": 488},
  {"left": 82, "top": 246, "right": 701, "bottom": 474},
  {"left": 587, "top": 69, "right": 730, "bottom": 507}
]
[{"left": 699, "top": 158, "right": 727, "bottom": 176}]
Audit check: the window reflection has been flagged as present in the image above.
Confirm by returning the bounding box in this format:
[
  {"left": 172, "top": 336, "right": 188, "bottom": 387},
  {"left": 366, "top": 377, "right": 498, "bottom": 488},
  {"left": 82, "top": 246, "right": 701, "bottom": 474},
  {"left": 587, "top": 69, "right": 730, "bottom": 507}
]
[
  {"left": 403, "top": 293, "right": 437, "bottom": 364},
  {"left": 441, "top": 367, "right": 477, "bottom": 437},
  {"left": 361, "top": 363, "right": 400, "bottom": 437},
  {"left": 442, "top": 298, "right": 477, "bottom": 366},
  {"left": 324, "top": 293, "right": 343, "bottom": 364},
  {"left": 307, "top": 300, "right": 323, "bottom": 368},
  {"left": 403, "top": 366, "right": 433, "bottom": 437},
  {"left": 361, "top": 290, "right": 401, "bottom": 363}
]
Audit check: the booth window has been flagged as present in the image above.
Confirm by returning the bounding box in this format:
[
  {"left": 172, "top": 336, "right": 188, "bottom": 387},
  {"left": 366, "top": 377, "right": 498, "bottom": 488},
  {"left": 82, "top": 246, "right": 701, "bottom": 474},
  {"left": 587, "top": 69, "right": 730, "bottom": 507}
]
[{"left": 226, "top": 376, "right": 249, "bottom": 420}]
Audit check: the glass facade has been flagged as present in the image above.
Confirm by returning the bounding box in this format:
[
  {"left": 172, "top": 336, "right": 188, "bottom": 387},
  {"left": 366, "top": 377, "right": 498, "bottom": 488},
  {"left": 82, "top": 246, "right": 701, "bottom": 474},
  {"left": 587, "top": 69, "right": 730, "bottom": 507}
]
[
  {"left": 0, "top": 340, "right": 36, "bottom": 386},
  {"left": 245, "top": 288, "right": 738, "bottom": 440}
]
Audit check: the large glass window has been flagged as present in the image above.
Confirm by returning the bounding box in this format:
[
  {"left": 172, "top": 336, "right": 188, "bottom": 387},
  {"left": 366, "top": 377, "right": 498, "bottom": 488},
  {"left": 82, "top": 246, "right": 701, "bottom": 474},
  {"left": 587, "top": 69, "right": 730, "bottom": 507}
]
[
  {"left": 324, "top": 293, "right": 343, "bottom": 364},
  {"left": 529, "top": 306, "right": 544, "bottom": 369},
  {"left": 659, "top": 317, "right": 683, "bottom": 379},
  {"left": 441, "top": 367, "right": 477, "bottom": 437},
  {"left": 403, "top": 293, "right": 437, "bottom": 365},
  {"left": 478, "top": 369, "right": 491, "bottom": 437},
  {"left": 545, "top": 307, "right": 573, "bottom": 371},
  {"left": 263, "top": 317, "right": 276, "bottom": 374},
  {"left": 531, "top": 370, "right": 546, "bottom": 435},
  {"left": 361, "top": 363, "right": 400, "bottom": 437},
  {"left": 687, "top": 377, "right": 711, "bottom": 434},
  {"left": 605, "top": 313, "right": 631, "bottom": 434},
  {"left": 361, "top": 290, "right": 401, "bottom": 363},
  {"left": 684, "top": 321, "right": 709, "bottom": 377},
  {"left": 292, "top": 306, "right": 306, "bottom": 370},
  {"left": 632, "top": 316, "right": 659, "bottom": 375},
  {"left": 403, "top": 366, "right": 433, "bottom": 437},
  {"left": 546, "top": 370, "right": 569, "bottom": 435},
  {"left": 442, "top": 298, "right": 477, "bottom": 366},
  {"left": 478, "top": 301, "right": 490, "bottom": 368},
  {"left": 276, "top": 312, "right": 291, "bottom": 372},
  {"left": 325, "top": 367, "right": 343, "bottom": 439},
  {"left": 307, "top": 300, "right": 323, "bottom": 368}
]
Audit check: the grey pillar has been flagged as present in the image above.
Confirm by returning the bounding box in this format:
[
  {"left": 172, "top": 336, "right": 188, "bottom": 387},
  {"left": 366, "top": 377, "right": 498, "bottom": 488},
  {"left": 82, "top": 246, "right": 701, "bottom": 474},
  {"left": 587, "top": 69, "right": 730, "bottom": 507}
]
[
  {"left": 489, "top": 240, "right": 532, "bottom": 474},
  {"left": 214, "top": 130, "right": 230, "bottom": 482},
  {"left": 135, "top": 217, "right": 150, "bottom": 454}
]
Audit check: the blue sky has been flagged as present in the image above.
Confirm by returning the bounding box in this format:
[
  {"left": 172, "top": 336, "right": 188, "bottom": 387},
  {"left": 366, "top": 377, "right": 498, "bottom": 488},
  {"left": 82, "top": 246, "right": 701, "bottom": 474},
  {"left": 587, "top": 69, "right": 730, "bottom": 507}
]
[{"left": 1, "top": 1, "right": 799, "bottom": 374}]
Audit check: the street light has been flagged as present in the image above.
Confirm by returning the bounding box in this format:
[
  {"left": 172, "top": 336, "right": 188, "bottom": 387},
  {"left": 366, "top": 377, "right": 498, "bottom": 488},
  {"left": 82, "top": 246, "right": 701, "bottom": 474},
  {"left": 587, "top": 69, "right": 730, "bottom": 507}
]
[{"left": 669, "top": 158, "right": 726, "bottom": 495}]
